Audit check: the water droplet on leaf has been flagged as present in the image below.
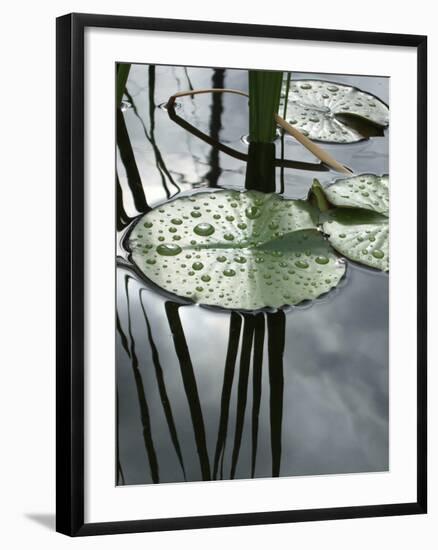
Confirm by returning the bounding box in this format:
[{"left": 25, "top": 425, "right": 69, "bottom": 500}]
[
  {"left": 193, "top": 223, "right": 215, "bottom": 236},
  {"left": 156, "top": 243, "right": 182, "bottom": 256}
]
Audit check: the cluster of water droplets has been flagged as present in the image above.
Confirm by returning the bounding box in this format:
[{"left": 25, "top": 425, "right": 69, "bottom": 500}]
[
  {"left": 280, "top": 80, "right": 389, "bottom": 143},
  {"left": 324, "top": 174, "right": 389, "bottom": 214},
  {"left": 128, "top": 189, "right": 346, "bottom": 310},
  {"left": 322, "top": 174, "right": 389, "bottom": 271}
]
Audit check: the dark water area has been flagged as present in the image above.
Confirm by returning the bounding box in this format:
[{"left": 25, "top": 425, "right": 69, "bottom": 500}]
[{"left": 116, "top": 64, "right": 389, "bottom": 485}]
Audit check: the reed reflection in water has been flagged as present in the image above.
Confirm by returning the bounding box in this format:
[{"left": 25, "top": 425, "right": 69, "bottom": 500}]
[{"left": 117, "top": 273, "right": 288, "bottom": 483}]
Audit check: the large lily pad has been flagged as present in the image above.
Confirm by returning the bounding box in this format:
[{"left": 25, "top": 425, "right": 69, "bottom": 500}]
[
  {"left": 281, "top": 80, "right": 389, "bottom": 143},
  {"left": 321, "top": 174, "right": 389, "bottom": 271},
  {"left": 128, "top": 190, "right": 346, "bottom": 310}
]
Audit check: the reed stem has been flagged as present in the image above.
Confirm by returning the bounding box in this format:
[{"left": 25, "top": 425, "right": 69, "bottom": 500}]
[{"left": 248, "top": 70, "right": 283, "bottom": 143}]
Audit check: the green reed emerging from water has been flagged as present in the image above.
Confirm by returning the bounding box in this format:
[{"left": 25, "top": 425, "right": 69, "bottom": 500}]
[
  {"left": 247, "top": 70, "right": 284, "bottom": 192},
  {"left": 248, "top": 70, "right": 284, "bottom": 143}
]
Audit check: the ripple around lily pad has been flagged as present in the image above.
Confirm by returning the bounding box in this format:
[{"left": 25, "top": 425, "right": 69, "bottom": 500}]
[{"left": 128, "top": 189, "right": 346, "bottom": 310}]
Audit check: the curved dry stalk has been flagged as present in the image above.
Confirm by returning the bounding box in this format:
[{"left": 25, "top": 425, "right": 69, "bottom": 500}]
[
  {"left": 166, "top": 95, "right": 328, "bottom": 172},
  {"left": 167, "top": 88, "right": 249, "bottom": 109},
  {"left": 167, "top": 87, "right": 351, "bottom": 175},
  {"left": 275, "top": 114, "right": 352, "bottom": 174}
]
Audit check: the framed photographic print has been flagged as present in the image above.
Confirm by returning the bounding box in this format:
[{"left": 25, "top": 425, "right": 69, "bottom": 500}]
[{"left": 56, "top": 13, "right": 427, "bottom": 536}]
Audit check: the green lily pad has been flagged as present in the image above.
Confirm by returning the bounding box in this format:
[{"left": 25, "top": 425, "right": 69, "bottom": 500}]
[
  {"left": 281, "top": 80, "right": 389, "bottom": 143},
  {"left": 128, "top": 190, "right": 346, "bottom": 310},
  {"left": 321, "top": 174, "right": 389, "bottom": 271}
]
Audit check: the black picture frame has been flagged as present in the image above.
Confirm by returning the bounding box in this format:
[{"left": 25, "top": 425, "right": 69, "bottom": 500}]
[{"left": 56, "top": 12, "right": 427, "bottom": 537}]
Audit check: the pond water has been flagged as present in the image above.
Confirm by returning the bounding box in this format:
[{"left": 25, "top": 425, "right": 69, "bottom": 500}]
[{"left": 116, "top": 64, "right": 389, "bottom": 485}]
